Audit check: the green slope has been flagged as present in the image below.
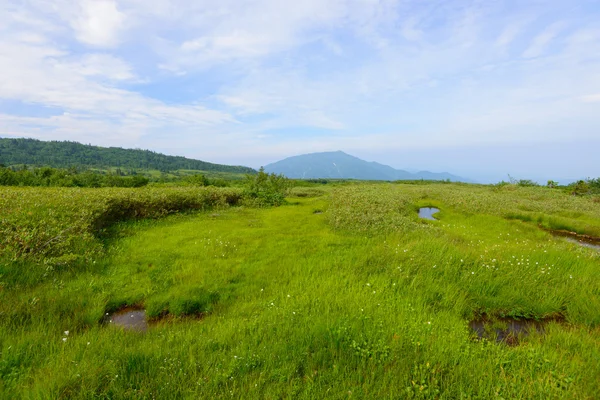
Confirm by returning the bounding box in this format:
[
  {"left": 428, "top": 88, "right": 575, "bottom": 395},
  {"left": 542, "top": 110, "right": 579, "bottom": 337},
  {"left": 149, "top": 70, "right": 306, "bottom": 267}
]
[{"left": 0, "top": 138, "right": 255, "bottom": 173}]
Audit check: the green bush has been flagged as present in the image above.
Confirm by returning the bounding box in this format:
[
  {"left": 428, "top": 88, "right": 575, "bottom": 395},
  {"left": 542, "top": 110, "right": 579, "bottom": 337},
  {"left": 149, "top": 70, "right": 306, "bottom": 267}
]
[
  {"left": 0, "top": 166, "right": 150, "bottom": 188},
  {"left": 567, "top": 180, "right": 590, "bottom": 196},
  {"left": 0, "top": 187, "right": 243, "bottom": 266},
  {"left": 517, "top": 179, "right": 538, "bottom": 187},
  {"left": 243, "top": 167, "right": 291, "bottom": 206}
]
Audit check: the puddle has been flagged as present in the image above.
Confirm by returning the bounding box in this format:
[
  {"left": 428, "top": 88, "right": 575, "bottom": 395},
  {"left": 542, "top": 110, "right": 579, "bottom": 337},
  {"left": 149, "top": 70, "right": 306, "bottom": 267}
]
[
  {"left": 469, "top": 317, "right": 559, "bottom": 346},
  {"left": 548, "top": 229, "right": 600, "bottom": 251},
  {"left": 418, "top": 207, "right": 440, "bottom": 220},
  {"left": 105, "top": 308, "right": 148, "bottom": 332},
  {"left": 565, "top": 238, "right": 600, "bottom": 251}
]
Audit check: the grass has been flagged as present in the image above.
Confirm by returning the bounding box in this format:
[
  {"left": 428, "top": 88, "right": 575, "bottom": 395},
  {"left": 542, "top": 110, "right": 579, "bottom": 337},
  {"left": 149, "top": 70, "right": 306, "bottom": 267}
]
[
  {"left": 1, "top": 183, "right": 599, "bottom": 398},
  {"left": 0, "top": 186, "right": 243, "bottom": 267}
]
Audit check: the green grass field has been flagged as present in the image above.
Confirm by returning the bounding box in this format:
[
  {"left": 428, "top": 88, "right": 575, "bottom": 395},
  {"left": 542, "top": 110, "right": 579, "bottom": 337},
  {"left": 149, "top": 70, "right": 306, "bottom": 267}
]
[{"left": 1, "top": 183, "right": 599, "bottom": 398}]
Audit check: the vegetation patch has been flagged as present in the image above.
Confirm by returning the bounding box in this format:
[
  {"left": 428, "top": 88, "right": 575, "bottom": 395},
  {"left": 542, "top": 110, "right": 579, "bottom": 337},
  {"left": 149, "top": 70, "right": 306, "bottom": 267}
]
[
  {"left": 1, "top": 183, "right": 600, "bottom": 398},
  {"left": 145, "top": 288, "right": 220, "bottom": 319},
  {"left": 0, "top": 186, "right": 243, "bottom": 267}
]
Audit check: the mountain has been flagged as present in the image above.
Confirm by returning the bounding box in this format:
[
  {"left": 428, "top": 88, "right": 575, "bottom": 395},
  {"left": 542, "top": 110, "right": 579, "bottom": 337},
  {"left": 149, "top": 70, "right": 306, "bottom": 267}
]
[
  {"left": 0, "top": 138, "right": 255, "bottom": 174},
  {"left": 264, "top": 151, "right": 470, "bottom": 182}
]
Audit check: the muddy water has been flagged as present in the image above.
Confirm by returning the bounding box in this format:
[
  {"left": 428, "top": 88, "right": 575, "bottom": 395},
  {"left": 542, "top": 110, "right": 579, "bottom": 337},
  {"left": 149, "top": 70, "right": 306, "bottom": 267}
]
[
  {"left": 564, "top": 238, "right": 600, "bottom": 251},
  {"left": 549, "top": 229, "right": 600, "bottom": 251},
  {"left": 106, "top": 308, "right": 148, "bottom": 332},
  {"left": 470, "top": 318, "right": 553, "bottom": 346},
  {"left": 418, "top": 207, "right": 440, "bottom": 220}
]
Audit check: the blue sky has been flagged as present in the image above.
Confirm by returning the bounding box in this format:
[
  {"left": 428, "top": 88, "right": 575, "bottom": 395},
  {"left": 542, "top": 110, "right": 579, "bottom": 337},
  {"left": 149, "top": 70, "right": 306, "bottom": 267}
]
[{"left": 1, "top": 0, "right": 599, "bottom": 183}]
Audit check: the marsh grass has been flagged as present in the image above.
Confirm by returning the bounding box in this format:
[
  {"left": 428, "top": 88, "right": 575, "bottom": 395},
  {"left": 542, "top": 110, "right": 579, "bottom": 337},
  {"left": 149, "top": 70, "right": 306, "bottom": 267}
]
[{"left": 1, "top": 184, "right": 599, "bottom": 398}]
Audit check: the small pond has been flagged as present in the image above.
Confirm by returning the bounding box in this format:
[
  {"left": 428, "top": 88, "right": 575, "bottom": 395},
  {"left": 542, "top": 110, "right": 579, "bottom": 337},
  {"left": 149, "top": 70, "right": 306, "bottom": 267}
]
[
  {"left": 564, "top": 237, "right": 600, "bottom": 251},
  {"left": 469, "top": 316, "right": 561, "bottom": 346},
  {"left": 418, "top": 207, "right": 440, "bottom": 221},
  {"left": 549, "top": 229, "right": 600, "bottom": 252},
  {"left": 105, "top": 308, "right": 148, "bottom": 332}
]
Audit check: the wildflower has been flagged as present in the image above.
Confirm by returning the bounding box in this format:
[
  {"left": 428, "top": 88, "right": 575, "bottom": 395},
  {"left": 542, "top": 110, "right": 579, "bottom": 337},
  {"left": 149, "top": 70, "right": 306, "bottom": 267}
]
[
  {"left": 64, "top": 330, "right": 69, "bottom": 336},
  {"left": 62, "top": 338, "right": 67, "bottom": 342}
]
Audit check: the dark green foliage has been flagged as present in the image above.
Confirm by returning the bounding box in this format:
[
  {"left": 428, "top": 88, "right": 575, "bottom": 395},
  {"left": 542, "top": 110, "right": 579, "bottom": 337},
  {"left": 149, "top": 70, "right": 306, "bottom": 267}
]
[
  {"left": 0, "top": 166, "right": 149, "bottom": 187},
  {"left": 183, "top": 173, "right": 210, "bottom": 186},
  {"left": 587, "top": 178, "right": 600, "bottom": 194},
  {"left": 0, "top": 138, "right": 255, "bottom": 174},
  {"left": 568, "top": 180, "right": 591, "bottom": 196},
  {"left": 517, "top": 179, "right": 539, "bottom": 187},
  {"left": 243, "top": 167, "right": 291, "bottom": 206}
]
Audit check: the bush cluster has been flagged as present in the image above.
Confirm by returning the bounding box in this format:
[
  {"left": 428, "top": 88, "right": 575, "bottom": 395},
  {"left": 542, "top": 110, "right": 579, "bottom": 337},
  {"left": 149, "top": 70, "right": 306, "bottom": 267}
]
[
  {"left": 243, "top": 167, "right": 291, "bottom": 206},
  {"left": 0, "top": 166, "right": 149, "bottom": 188},
  {"left": 0, "top": 186, "right": 243, "bottom": 266}
]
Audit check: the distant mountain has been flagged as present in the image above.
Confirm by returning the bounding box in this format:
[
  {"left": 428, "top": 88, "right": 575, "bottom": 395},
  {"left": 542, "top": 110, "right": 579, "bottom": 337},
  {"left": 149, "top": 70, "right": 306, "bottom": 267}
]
[
  {"left": 264, "top": 151, "right": 470, "bottom": 182},
  {"left": 0, "top": 138, "right": 255, "bottom": 174}
]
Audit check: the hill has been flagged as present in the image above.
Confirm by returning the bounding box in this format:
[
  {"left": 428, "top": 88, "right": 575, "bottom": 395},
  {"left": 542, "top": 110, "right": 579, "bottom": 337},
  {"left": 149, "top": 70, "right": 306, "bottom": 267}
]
[
  {"left": 264, "top": 151, "right": 469, "bottom": 181},
  {"left": 0, "top": 138, "right": 255, "bottom": 174}
]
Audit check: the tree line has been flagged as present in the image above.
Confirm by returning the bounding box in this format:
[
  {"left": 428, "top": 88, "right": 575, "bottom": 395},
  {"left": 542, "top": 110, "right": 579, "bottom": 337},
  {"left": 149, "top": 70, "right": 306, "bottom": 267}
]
[
  {"left": 0, "top": 138, "right": 255, "bottom": 174},
  {"left": 0, "top": 166, "right": 150, "bottom": 188}
]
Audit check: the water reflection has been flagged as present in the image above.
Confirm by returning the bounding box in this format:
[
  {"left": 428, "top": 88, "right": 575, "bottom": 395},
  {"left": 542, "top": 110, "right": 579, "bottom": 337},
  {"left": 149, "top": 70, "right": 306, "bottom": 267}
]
[{"left": 418, "top": 207, "right": 440, "bottom": 220}]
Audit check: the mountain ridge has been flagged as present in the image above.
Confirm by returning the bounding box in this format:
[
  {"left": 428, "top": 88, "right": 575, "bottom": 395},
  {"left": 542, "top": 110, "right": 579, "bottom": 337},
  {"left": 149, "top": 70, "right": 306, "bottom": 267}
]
[
  {"left": 264, "top": 151, "right": 470, "bottom": 182},
  {"left": 0, "top": 138, "right": 256, "bottom": 174}
]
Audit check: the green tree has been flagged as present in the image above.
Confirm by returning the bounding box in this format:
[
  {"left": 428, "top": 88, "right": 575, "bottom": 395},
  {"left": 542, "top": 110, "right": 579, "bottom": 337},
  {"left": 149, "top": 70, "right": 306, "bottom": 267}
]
[{"left": 243, "top": 167, "right": 290, "bottom": 206}]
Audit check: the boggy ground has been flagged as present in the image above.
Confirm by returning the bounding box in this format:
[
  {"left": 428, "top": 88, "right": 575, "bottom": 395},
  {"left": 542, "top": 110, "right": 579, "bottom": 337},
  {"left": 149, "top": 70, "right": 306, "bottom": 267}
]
[{"left": 1, "top": 183, "right": 599, "bottom": 399}]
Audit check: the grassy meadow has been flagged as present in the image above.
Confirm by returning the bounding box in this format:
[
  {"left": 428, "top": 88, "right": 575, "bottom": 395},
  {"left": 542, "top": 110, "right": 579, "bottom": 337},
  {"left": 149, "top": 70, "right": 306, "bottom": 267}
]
[{"left": 1, "top": 182, "right": 599, "bottom": 399}]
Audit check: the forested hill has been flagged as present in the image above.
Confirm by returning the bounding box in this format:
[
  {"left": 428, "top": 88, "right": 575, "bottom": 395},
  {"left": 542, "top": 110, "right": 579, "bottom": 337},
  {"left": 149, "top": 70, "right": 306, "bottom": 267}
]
[{"left": 0, "top": 138, "right": 255, "bottom": 173}]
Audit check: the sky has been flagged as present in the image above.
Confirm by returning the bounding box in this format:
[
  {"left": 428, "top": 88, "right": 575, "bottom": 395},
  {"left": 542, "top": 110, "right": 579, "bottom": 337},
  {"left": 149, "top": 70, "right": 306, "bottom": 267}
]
[{"left": 1, "top": 0, "right": 599, "bottom": 183}]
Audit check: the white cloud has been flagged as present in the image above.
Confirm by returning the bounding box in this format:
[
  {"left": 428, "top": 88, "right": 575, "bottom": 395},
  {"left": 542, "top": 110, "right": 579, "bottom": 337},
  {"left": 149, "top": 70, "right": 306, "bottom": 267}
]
[
  {"left": 62, "top": 53, "right": 137, "bottom": 81},
  {"left": 1, "top": 0, "right": 599, "bottom": 180},
  {"left": 71, "top": 0, "right": 125, "bottom": 47},
  {"left": 522, "top": 21, "right": 566, "bottom": 58},
  {"left": 580, "top": 94, "right": 600, "bottom": 103},
  {"left": 0, "top": 8, "right": 235, "bottom": 146},
  {"left": 495, "top": 15, "right": 536, "bottom": 49}
]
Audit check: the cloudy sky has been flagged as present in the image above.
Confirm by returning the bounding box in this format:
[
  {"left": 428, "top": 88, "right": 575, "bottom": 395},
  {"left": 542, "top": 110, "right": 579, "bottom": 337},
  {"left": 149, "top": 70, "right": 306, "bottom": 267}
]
[{"left": 1, "top": 0, "right": 599, "bottom": 183}]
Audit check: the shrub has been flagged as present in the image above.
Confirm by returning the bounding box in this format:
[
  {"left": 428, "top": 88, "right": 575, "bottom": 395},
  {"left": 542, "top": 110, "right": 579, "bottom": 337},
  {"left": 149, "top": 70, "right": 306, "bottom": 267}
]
[
  {"left": 0, "top": 187, "right": 243, "bottom": 265},
  {"left": 517, "top": 179, "right": 538, "bottom": 187},
  {"left": 243, "top": 167, "right": 291, "bottom": 206},
  {"left": 568, "top": 180, "right": 590, "bottom": 196}
]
